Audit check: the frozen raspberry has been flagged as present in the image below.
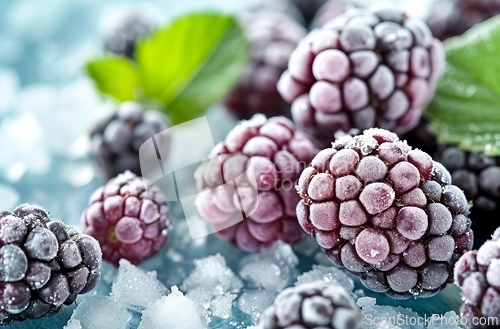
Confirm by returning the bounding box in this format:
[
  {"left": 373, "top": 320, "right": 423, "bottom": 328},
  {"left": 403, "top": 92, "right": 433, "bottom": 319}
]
[
  {"left": 104, "top": 13, "right": 151, "bottom": 59},
  {"left": 296, "top": 128, "right": 473, "bottom": 298},
  {"left": 82, "top": 170, "right": 172, "bottom": 266},
  {"left": 194, "top": 114, "right": 318, "bottom": 252},
  {"left": 224, "top": 12, "right": 306, "bottom": 120},
  {"left": 0, "top": 204, "right": 101, "bottom": 326},
  {"left": 90, "top": 101, "right": 169, "bottom": 179},
  {"left": 455, "top": 232, "right": 500, "bottom": 328},
  {"left": 258, "top": 280, "right": 362, "bottom": 329},
  {"left": 278, "top": 4, "right": 445, "bottom": 147},
  {"left": 427, "top": 0, "right": 500, "bottom": 40}
]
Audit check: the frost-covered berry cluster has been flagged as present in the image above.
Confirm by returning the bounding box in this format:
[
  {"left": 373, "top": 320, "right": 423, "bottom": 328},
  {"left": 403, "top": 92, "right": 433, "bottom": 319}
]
[
  {"left": 0, "top": 204, "right": 101, "bottom": 326},
  {"left": 195, "top": 114, "right": 318, "bottom": 252},
  {"left": 278, "top": 4, "right": 445, "bottom": 147},
  {"left": 296, "top": 128, "right": 473, "bottom": 298},
  {"left": 455, "top": 227, "right": 500, "bottom": 328},
  {"left": 82, "top": 171, "right": 172, "bottom": 266},
  {"left": 224, "top": 11, "right": 307, "bottom": 120},
  {"left": 258, "top": 280, "right": 362, "bottom": 329},
  {"left": 90, "top": 101, "right": 169, "bottom": 179}
]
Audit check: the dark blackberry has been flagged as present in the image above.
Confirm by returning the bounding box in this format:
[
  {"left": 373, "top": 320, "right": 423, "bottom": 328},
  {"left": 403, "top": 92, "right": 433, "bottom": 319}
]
[
  {"left": 296, "top": 128, "right": 473, "bottom": 298},
  {"left": 104, "top": 14, "right": 151, "bottom": 59},
  {"left": 291, "top": 0, "right": 329, "bottom": 25},
  {"left": 427, "top": 0, "right": 500, "bottom": 40},
  {"left": 224, "top": 11, "right": 307, "bottom": 120},
  {"left": 82, "top": 170, "right": 172, "bottom": 266},
  {"left": 258, "top": 280, "right": 362, "bottom": 329},
  {"left": 311, "top": 0, "right": 357, "bottom": 29},
  {"left": 278, "top": 4, "right": 445, "bottom": 148},
  {"left": 434, "top": 146, "right": 500, "bottom": 248},
  {"left": 455, "top": 231, "right": 500, "bottom": 328},
  {"left": 0, "top": 204, "right": 102, "bottom": 326},
  {"left": 90, "top": 101, "right": 169, "bottom": 180},
  {"left": 194, "top": 114, "right": 318, "bottom": 252}
]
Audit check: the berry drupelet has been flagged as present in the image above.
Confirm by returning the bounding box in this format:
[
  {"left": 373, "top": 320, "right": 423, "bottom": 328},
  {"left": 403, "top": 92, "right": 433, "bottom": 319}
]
[
  {"left": 0, "top": 204, "right": 101, "bottom": 326},
  {"left": 296, "top": 128, "right": 473, "bottom": 299},
  {"left": 82, "top": 171, "right": 172, "bottom": 267},
  {"left": 224, "top": 11, "right": 307, "bottom": 120},
  {"left": 278, "top": 4, "right": 446, "bottom": 148},
  {"left": 258, "top": 280, "right": 362, "bottom": 329},
  {"left": 194, "top": 114, "right": 318, "bottom": 252},
  {"left": 90, "top": 101, "right": 169, "bottom": 180}
]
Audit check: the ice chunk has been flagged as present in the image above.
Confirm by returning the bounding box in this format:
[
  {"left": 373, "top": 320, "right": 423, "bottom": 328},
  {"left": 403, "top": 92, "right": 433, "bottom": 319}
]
[
  {"left": 426, "top": 311, "right": 462, "bottom": 329},
  {"left": 182, "top": 253, "right": 242, "bottom": 299},
  {"left": 210, "top": 293, "right": 237, "bottom": 319},
  {"left": 239, "top": 241, "right": 299, "bottom": 291},
  {"left": 181, "top": 254, "right": 242, "bottom": 317},
  {"left": 63, "top": 319, "right": 82, "bottom": 329},
  {"left": 360, "top": 299, "right": 422, "bottom": 329},
  {"left": 69, "top": 296, "right": 129, "bottom": 329},
  {"left": 138, "top": 286, "right": 208, "bottom": 329},
  {"left": 111, "top": 259, "right": 167, "bottom": 311},
  {"left": 237, "top": 289, "right": 276, "bottom": 322},
  {"left": 295, "top": 265, "right": 355, "bottom": 293}
]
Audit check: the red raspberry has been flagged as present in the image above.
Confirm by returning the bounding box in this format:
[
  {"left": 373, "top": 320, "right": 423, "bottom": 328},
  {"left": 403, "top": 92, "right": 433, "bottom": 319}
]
[{"left": 82, "top": 171, "right": 172, "bottom": 266}]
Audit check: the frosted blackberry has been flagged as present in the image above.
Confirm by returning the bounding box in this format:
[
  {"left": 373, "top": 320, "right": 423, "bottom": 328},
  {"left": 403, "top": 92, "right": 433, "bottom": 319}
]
[
  {"left": 104, "top": 14, "right": 151, "bottom": 59},
  {"left": 297, "top": 128, "right": 473, "bottom": 298},
  {"left": 311, "top": 0, "right": 358, "bottom": 29},
  {"left": 224, "top": 12, "right": 306, "bottom": 120},
  {"left": 432, "top": 146, "right": 500, "bottom": 248},
  {"left": 195, "top": 114, "right": 318, "bottom": 252},
  {"left": 427, "top": 0, "right": 500, "bottom": 40},
  {"left": 0, "top": 204, "right": 102, "bottom": 326},
  {"left": 90, "top": 101, "right": 169, "bottom": 179},
  {"left": 455, "top": 231, "right": 500, "bottom": 328},
  {"left": 82, "top": 170, "right": 172, "bottom": 266},
  {"left": 258, "top": 280, "right": 362, "bottom": 329},
  {"left": 291, "top": 0, "right": 328, "bottom": 25},
  {"left": 278, "top": 4, "right": 445, "bottom": 147}
]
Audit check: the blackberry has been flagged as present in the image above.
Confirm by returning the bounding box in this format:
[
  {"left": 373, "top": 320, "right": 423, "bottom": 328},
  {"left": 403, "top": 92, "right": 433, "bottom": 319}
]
[
  {"left": 90, "top": 101, "right": 169, "bottom": 180},
  {"left": 296, "top": 128, "right": 473, "bottom": 298},
  {"left": 258, "top": 280, "right": 362, "bottom": 329},
  {"left": 427, "top": 0, "right": 500, "bottom": 40},
  {"left": 455, "top": 231, "right": 500, "bottom": 328},
  {"left": 224, "top": 12, "right": 307, "bottom": 120},
  {"left": 290, "top": 0, "right": 329, "bottom": 26},
  {"left": 82, "top": 170, "right": 172, "bottom": 267},
  {"left": 434, "top": 146, "right": 500, "bottom": 248},
  {"left": 0, "top": 204, "right": 101, "bottom": 326},
  {"left": 194, "top": 114, "right": 318, "bottom": 252},
  {"left": 311, "top": 0, "right": 356, "bottom": 29},
  {"left": 278, "top": 4, "right": 445, "bottom": 148},
  {"left": 104, "top": 14, "right": 151, "bottom": 59}
]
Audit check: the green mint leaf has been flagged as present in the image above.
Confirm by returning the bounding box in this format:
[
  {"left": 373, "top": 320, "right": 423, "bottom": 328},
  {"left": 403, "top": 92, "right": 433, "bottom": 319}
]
[
  {"left": 426, "top": 16, "right": 500, "bottom": 155},
  {"left": 85, "top": 57, "right": 139, "bottom": 102},
  {"left": 135, "top": 12, "right": 250, "bottom": 125}
]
